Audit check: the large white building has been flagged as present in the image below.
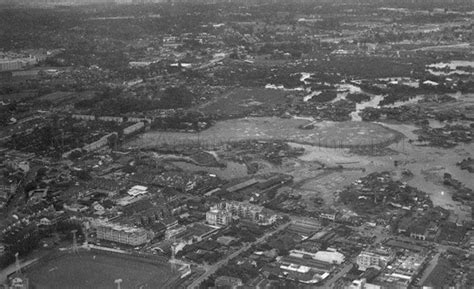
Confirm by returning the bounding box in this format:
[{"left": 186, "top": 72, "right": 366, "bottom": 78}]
[
  {"left": 0, "top": 56, "right": 37, "bottom": 72},
  {"left": 95, "top": 221, "right": 149, "bottom": 246},
  {"left": 356, "top": 248, "right": 393, "bottom": 271},
  {"left": 357, "top": 251, "right": 384, "bottom": 271},
  {"left": 290, "top": 248, "right": 345, "bottom": 265},
  {"left": 0, "top": 60, "right": 23, "bottom": 71},
  {"left": 314, "top": 250, "right": 345, "bottom": 265},
  {"left": 206, "top": 208, "right": 232, "bottom": 226},
  {"left": 127, "top": 185, "right": 148, "bottom": 197},
  {"left": 224, "top": 201, "right": 277, "bottom": 225}
]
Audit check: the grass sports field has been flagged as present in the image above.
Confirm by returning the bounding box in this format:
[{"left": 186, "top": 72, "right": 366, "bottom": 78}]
[{"left": 26, "top": 251, "right": 178, "bottom": 289}]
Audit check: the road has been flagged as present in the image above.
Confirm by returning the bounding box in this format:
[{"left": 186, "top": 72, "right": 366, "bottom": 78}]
[
  {"left": 321, "top": 263, "right": 353, "bottom": 288},
  {"left": 418, "top": 251, "right": 441, "bottom": 286},
  {"left": 186, "top": 222, "right": 290, "bottom": 289}
]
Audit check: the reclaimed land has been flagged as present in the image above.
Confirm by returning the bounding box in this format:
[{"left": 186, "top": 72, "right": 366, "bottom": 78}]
[
  {"left": 198, "top": 87, "right": 289, "bottom": 116},
  {"left": 127, "top": 117, "right": 403, "bottom": 149}
]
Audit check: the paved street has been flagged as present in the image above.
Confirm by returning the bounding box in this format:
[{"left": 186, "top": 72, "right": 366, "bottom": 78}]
[
  {"left": 321, "top": 263, "right": 353, "bottom": 288},
  {"left": 418, "top": 251, "right": 441, "bottom": 285}
]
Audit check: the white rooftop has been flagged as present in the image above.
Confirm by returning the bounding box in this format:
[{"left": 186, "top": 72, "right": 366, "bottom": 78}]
[{"left": 128, "top": 185, "right": 148, "bottom": 196}]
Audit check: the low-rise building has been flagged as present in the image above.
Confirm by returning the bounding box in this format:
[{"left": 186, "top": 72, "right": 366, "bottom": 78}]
[
  {"left": 276, "top": 254, "right": 332, "bottom": 284},
  {"left": 165, "top": 226, "right": 186, "bottom": 240},
  {"left": 63, "top": 203, "right": 88, "bottom": 213},
  {"left": 286, "top": 219, "right": 321, "bottom": 239},
  {"left": 162, "top": 217, "right": 178, "bottom": 229},
  {"left": 83, "top": 132, "right": 117, "bottom": 152},
  {"left": 374, "top": 253, "right": 426, "bottom": 288},
  {"left": 8, "top": 276, "right": 30, "bottom": 289},
  {"left": 409, "top": 225, "right": 427, "bottom": 240},
  {"left": 347, "top": 278, "right": 381, "bottom": 289},
  {"left": 72, "top": 114, "right": 95, "bottom": 121},
  {"left": 320, "top": 211, "right": 337, "bottom": 221},
  {"left": 4, "top": 159, "right": 30, "bottom": 173},
  {"left": 214, "top": 276, "right": 243, "bottom": 289},
  {"left": 0, "top": 181, "right": 17, "bottom": 202},
  {"left": 39, "top": 218, "right": 52, "bottom": 227},
  {"left": 97, "top": 116, "right": 123, "bottom": 123},
  {"left": 123, "top": 122, "right": 145, "bottom": 135}
]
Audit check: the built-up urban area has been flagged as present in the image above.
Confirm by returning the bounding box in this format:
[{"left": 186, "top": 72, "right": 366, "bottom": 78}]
[{"left": 0, "top": 0, "right": 473, "bottom": 288}]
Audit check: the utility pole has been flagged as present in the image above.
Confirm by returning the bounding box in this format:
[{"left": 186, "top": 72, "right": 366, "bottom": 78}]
[
  {"left": 170, "top": 243, "right": 177, "bottom": 272},
  {"left": 83, "top": 224, "right": 89, "bottom": 248},
  {"left": 61, "top": 130, "right": 65, "bottom": 151},
  {"left": 71, "top": 229, "right": 78, "bottom": 253},
  {"left": 15, "top": 252, "right": 21, "bottom": 274}
]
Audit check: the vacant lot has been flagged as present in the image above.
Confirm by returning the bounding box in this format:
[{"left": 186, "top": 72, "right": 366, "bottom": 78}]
[
  {"left": 27, "top": 252, "right": 177, "bottom": 289},
  {"left": 172, "top": 160, "right": 248, "bottom": 180},
  {"left": 128, "top": 117, "right": 401, "bottom": 149},
  {"left": 199, "top": 87, "right": 289, "bottom": 115}
]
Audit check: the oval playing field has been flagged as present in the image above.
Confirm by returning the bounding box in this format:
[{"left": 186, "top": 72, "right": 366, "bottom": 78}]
[{"left": 25, "top": 251, "right": 179, "bottom": 289}]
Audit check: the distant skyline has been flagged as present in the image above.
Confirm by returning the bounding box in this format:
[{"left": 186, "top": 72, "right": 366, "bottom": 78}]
[{"left": 1, "top": 0, "right": 473, "bottom": 6}]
